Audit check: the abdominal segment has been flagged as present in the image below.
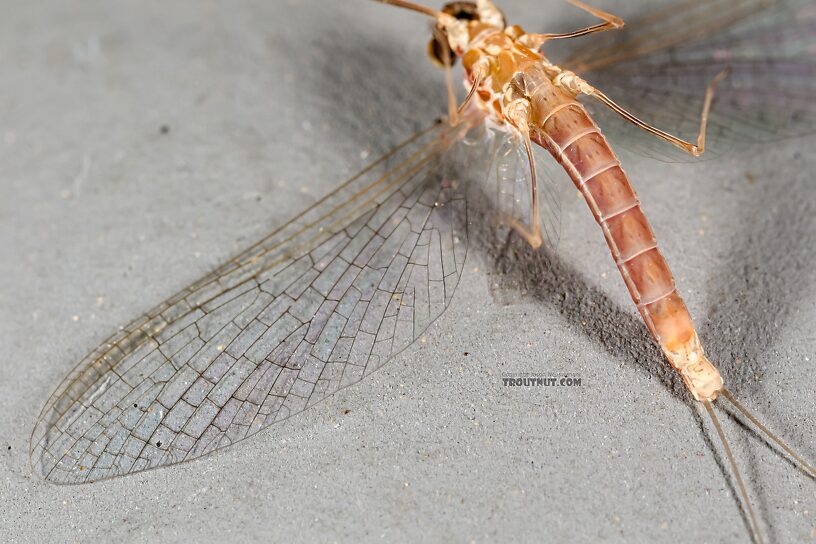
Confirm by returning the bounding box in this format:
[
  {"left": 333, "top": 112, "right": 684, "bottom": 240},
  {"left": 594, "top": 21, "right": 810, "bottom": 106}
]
[{"left": 532, "top": 101, "right": 722, "bottom": 400}]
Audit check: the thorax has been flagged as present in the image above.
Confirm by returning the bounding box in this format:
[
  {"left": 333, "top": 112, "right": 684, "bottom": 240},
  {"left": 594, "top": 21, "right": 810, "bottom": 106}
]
[{"left": 461, "top": 27, "right": 578, "bottom": 130}]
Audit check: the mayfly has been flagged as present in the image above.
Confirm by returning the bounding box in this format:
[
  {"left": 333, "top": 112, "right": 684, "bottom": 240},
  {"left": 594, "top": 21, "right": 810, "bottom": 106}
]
[{"left": 31, "top": 0, "right": 815, "bottom": 541}]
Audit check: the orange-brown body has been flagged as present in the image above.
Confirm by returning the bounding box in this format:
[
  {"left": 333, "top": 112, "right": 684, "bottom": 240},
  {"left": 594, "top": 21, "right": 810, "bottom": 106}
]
[{"left": 459, "top": 23, "right": 723, "bottom": 400}]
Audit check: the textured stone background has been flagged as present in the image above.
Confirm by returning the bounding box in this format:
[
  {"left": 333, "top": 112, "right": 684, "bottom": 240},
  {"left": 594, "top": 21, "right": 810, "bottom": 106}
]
[{"left": 1, "top": 1, "right": 814, "bottom": 542}]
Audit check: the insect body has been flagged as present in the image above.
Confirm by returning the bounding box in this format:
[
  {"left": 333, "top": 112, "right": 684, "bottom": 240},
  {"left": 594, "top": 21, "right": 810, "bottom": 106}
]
[
  {"left": 31, "top": 1, "right": 814, "bottom": 542},
  {"left": 379, "top": 0, "right": 813, "bottom": 541},
  {"left": 424, "top": 0, "right": 725, "bottom": 401}
]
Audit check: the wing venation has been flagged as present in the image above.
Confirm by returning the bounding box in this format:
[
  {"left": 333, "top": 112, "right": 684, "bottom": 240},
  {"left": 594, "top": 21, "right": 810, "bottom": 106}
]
[
  {"left": 557, "top": 0, "right": 816, "bottom": 161},
  {"left": 31, "top": 121, "right": 475, "bottom": 484}
]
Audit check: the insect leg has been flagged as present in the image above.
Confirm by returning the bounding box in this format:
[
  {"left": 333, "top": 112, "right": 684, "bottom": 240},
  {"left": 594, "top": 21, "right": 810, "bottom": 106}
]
[
  {"left": 433, "top": 25, "right": 461, "bottom": 124},
  {"left": 371, "top": 0, "right": 441, "bottom": 18},
  {"left": 458, "top": 57, "right": 490, "bottom": 116},
  {"left": 557, "top": 66, "right": 732, "bottom": 157},
  {"left": 521, "top": 0, "right": 624, "bottom": 48},
  {"left": 500, "top": 98, "right": 545, "bottom": 250}
]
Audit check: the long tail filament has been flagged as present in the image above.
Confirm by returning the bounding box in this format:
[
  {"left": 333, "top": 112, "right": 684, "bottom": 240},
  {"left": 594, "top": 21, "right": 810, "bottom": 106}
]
[
  {"left": 704, "top": 399, "right": 763, "bottom": 544},
  {"left": 720, "top": 387, "right": 816, "bottom": 478},
  {"left": 703, "top": 387, "right": 816, "bottom": 544}
]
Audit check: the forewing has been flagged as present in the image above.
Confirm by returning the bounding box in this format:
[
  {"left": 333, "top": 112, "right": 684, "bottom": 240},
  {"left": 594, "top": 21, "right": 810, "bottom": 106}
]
[
  {"left": 31, "top": 121, "right": 473, "bottom": 484},
  {"left": 557, "top": 0, "right": 816, "bottom": 161}
]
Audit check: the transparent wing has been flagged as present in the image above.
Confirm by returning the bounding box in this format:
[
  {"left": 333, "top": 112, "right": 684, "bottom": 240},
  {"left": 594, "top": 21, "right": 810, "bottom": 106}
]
[
  {"left": 31, "top": 120, "right": 475, "bottom": 484},
  {"left": 475, "top": 127, "right": 563, "bottom": 251},
  {"left": 556, "top": 0, "right": 816, "bottom": 161},
  {"left": 467, "top": 126, "right": 566, "bottom": 305}
]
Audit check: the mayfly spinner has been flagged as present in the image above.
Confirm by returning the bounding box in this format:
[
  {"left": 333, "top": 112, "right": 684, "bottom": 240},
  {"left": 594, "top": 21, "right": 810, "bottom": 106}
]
[{"left": 32, "top": 1, "right": 814, "bottom": 541}]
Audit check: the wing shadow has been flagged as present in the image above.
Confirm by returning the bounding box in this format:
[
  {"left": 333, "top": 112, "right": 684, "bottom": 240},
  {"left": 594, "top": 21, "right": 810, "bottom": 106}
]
[
  {"left": 699, "top": 168, "right": 816, "bottom": 393},
  {"left": 307, "top": 16, "right": 447, "bottom": 155}
]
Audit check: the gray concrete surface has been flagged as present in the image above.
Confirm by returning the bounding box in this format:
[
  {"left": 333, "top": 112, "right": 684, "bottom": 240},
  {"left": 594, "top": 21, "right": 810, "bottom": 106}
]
[{"left": 1, "top": 1, "right": 815, "bottom": 542}]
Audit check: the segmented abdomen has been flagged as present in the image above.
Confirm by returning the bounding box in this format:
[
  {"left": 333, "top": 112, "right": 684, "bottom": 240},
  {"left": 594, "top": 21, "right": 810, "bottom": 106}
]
[{"left": 532, "top": 102, "right": 698, "bottom": 357}]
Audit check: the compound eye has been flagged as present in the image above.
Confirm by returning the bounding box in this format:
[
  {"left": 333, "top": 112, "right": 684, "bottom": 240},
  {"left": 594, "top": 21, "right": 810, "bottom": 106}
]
[
  {"left": 442, "top": 1, "right": 478, "bottom": 20},
  {"left": 426, "top": 36, "right": 457, "bottom": 69}
]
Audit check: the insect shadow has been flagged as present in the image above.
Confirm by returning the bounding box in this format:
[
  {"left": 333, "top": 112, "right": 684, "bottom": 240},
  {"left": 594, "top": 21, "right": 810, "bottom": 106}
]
[
  {"left": 701, "top": 169, "right": 816, "bottom": 394},
  {"left": 699, "top": 162, "right": 816, "bottom": 541},
  {"left": 465, "top": 190, "right": 692, "bottom": 400},
  {"left": 309, "top": 21, "right": 447, "bottom": 156},
  {"left": 465, "top": 175, "right": 810, "bottom": 540},
  {"left": 699, "top": 164, "right": 816, "bottom": 436}
]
